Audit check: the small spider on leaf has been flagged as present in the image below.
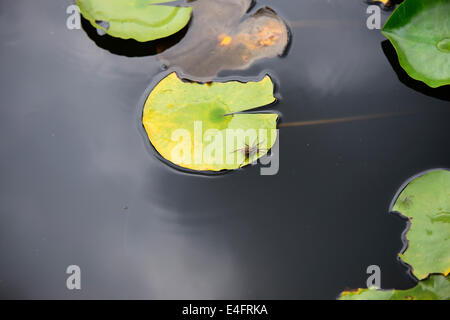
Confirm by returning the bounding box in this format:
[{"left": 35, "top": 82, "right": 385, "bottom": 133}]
[
  {"left": 399, "top": 195, "right": 414, "bottom": 208},
  {"left": 232, "top": 139, "right": 268, "bottom": 168}
]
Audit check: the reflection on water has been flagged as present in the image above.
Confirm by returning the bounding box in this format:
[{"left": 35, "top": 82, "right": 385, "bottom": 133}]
[
  {"left": 0, "top": 0, "right": 448, "bottom": 299},
  {"left": 278, "top": 111, "right": 418, "bottom": 128}
]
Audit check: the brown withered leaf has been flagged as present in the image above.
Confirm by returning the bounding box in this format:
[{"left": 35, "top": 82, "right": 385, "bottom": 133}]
[
  {"left": 368, "top": 0, "right": 397, "bottom": 10},
  {"left": 159, "top": 0, "right": 289, "bottom": 81}
]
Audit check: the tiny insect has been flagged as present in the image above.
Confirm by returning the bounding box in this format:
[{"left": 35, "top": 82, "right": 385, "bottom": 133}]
[
  {"left": 400, "top": 195, "right": 414, "bottom": 208},
  {"left": 232, "top": 139, "right": 268, "bottom": 167}
]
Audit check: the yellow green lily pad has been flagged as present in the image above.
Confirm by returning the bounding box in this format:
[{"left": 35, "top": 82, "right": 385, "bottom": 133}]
[
  {"left": 392, "top": 169, "right": 450, "bottom": 280},
  {"left": 339, "top": 275, "right": 450, "bottom": 300},
  {"left": 76, "top": 0, "right": 192, "bottom": 42},
  {"left": 142, "top": 72, "right": 278, "bottom": 172}
]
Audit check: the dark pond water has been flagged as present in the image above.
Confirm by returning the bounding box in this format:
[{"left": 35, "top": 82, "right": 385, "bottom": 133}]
[{"left": 0, "top": 0, "right": 448, "bottom": 299}]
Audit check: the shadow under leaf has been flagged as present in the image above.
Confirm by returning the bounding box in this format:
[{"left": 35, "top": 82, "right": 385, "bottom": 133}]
[{"left": 80, "top": 16, "right": 189, "bottom": 57}]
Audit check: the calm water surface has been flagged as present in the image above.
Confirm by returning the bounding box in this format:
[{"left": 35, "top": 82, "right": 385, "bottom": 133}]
[{"left": 0, "top": 0, "right": 448, "bottom": 299}]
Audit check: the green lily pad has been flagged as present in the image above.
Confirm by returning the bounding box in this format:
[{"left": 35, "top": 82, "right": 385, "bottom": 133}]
[
  {"left": 382, "top": 0, "right": 450, "bottom": 88},
  {"left": 393, "top": 170, "right": 450, "bottom": 280},
  {"left": 142, "top": 72, "right": 278, "bottom": 171},
  {"left": 339, "top": 275, "right": 450, "bottom": 300},
  {"left": 76, "top": 0, "right": 192, "bottom": 42}
]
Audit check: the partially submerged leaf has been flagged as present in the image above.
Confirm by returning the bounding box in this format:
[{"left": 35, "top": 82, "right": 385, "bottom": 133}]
[
  {"left": 382, "top": 0, "right": 450, "bottom": 87},
  {"left": 142, "top": 72, "right": 278, "bottom": 171},
  {"left": 76, "top": 0, "right": 192, "bottom": 42},
  {"left": 159, "top": 0, "right": 289, "bottom": 81},
  {"left": 339, "top": 275, "right": 450, "bottom": 300},
  {"left": 392, "top": 170, "right": 450, "bottom": 279},
  {"left": 368, "top": 0, "right": 396, "bottom": 10},
  {"left": 339, "top": 169, "right": 450, "bottom": 300}
]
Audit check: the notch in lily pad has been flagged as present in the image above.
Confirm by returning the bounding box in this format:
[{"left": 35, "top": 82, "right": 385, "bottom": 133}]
[
  {"left": 339, "top": 169, "right": 450, "bottom": 300},
  {"left": 392, "top": 169, "right": 450, "bottom": 280},
  {"left": 76, "top": 0, "right": 192, "bottom": 42},
  {"left": 142, "top": 72, "right": 279, "bottom": 172},
  {"left": 382, "top": 0, "right": 450, "bottom": 88}
]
